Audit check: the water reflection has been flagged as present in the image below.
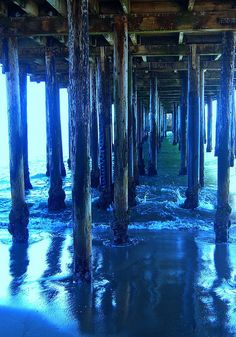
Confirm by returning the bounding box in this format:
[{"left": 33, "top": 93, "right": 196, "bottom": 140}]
[
  {"left": 9, "top": 243, "right": 29, "bottom": 295},
  {"left": 1, "top": 230, "right": 236, "bottom": 336}
]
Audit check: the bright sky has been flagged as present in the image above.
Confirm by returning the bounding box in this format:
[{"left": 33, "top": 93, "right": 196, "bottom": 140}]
[{"left": 0, "top": 68, "right": 68, "bottom": 168}]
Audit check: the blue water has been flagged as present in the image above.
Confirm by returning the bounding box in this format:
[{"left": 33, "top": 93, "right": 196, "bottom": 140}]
[{"left": 0, "top": 134, "right": 236, "bottom": 337}]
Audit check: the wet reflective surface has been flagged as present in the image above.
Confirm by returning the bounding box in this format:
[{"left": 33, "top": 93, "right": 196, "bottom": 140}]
[
  {"left": 0, "top": 135, "right": 236, "bottom": 337},
  {"left": 1, "top": 230, "right": 236, "bottom": 337}
]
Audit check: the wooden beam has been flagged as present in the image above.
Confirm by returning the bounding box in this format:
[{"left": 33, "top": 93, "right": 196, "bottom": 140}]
[
  {"left": 188, "top": 0, "right": 195, "bottom": 11},
  {"left": 1, "top": 11, "right": 236, "bottom": 36},
  {"left": 46, "top": 0, "right": 67, "bottom": 16},
  {"left": 119, "top": 0, "right": 130, "bottom": 14},
  {"left": 13, "top": 0, "right": 38, "bottom": 16}
]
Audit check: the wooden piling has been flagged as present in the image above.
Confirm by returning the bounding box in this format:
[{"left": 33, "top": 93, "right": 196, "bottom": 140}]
[
  {"left": 90, "top": 62, "right": 100, "bottom": 188},
  {"left": 148, "top": 75, "right": 158, "bottom": 176},
  {"left": 112, "top": 15, "right": 129, "bottom": 244},
  {"left": 206, "top": 96, "right": 213, "bottom": 152},
  {"left": 179, "top": 72, "right": 188, "bottom": 176},
  {"left": 133, "top": 71, "right": 139, "bottom": 185},
  {"left": 97, "top": 52, "right": 113, "bottom": 209},
  {"left": 199, "top": 68, "right": 205, "bottom": 187},
  {"left": 172, "top": 103, "right": 178, "bottom": 145},
  {"left": 6, "top": 37, "right": 29, "bottom": 243},
  {"left": 19, "top": 66, "right": 33, "bottom": 190},
  {"left": 138, "top": 99, "right": 145, "bottom": 175},
  {"left": 67, "top": 0, "right": 92, "bottom": 279},
  {"left": 183, "top": 45, "right": 200, "bottom": 209},
  {"left": 214, "top": 32, "right": 235, "bottom": 243},
  {"left": 45, "top": 43, "right": 66, "bottom": 211},
  {"left": 230, "top": 91, "right": 235, "bottom": 167},
  {"left": 128, "top": 56, "right": 136, "bottom": 207}
]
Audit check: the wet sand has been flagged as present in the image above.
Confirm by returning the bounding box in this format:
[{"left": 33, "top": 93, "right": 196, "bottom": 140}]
[{"left": 0, "top": 135, "right": 236, "bottom": 337}]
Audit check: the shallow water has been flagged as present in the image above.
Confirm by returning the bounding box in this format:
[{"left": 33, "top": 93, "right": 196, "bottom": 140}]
[{"left": 0, "top": 134, "right": 236, "bottom": 337}]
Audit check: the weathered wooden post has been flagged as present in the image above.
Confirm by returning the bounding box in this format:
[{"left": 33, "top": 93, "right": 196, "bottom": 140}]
[
  {"left": 172, "top": 103, "right": 178, "bottom": 145},
  {"left": 67, "top": 0, "right": 92, "bottom": 279},
  {"left": 6, "top": 38, "right": 29, "bottom": 242},
  {"left": 230, "top": 90, "right": 235, "bottom": 167},
  {"left": 128, "top": 56, "right": 136, "bottom": 207},
  {"left": 206, "top": 96, "right": 213, "bottom": 152},
  {"left": 199, "top": 68, "right": 205, "bottom": 187},
  {"left": 214, "top": 32, "right": 235, "bottom": 243},
  {"left": 97, "top": 51, "right": 113, "bottom": 208},
  {"left": 133, "top": 71, "right": 139, "bottom": 185},
  {"left": 19, "top": 66, "right": 33, "bottom": 190},
  {"left": 215, "top": 95, "right": 220, "bottom": 156},
  {"left": 183, "top": 45, "right": 200, "bottom": 209},
  {"left": 179, "top": 72, "right": 188, "bottom": 176},
  {"left": 90, "top": 62, "right": 100, "bottom": 188},
  {"left": 112, "top": 15, "right": 129, "bottom": 244},
  {"left": 45, "top": 42, "right": 66, "bottom": 211},
  {"left": 148, "top": 75, "right": 158, "bottom": 176},
  {"left": 55, "top": 83, "right": 66, "bottom": 177},
  {"left": 138, "top": 99, "right": 145, "bottom": 175}
]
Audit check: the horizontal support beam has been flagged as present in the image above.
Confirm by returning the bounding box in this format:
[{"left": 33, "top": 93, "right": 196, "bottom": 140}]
[
  {"left": 0, "top": 11, "right": 236, "bottom": 36},
  {"left": 1, "top": 45, "right": 226, "bottom": 61}
]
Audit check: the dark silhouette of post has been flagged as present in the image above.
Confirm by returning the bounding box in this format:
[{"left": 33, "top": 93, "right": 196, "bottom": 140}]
[
  {"left": 148, "top": 75, "right": 158, "bottom": 176},
  {"left": 45, "top": 42, "right": 66, "bottom": 211},
  {"left": 183, "top": 45, "right": 200, "bottom": 209},
  {"left": 214, "top": 32, "right": 235, "bottom": 243},
  {"left": 206, "top": 96, "right": 213, "bottom": 152},
  {"left": 179, "top": 72, "right": 188, "bottom": 176},
  {"left": 6, "top": 38, "right": 29, "bottom": 242},
  {"left": 19, "top": 66, "right": 33, "bottom": 190},
  {"left": 67, "top": 0, "right": 92, "bottom": 280},
  {"left": 112, "top": 16, "right": 129, "bottom": 244}
]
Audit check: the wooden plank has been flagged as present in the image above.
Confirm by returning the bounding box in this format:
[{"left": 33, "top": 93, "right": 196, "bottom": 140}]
[
  {"left": 0, "top": 11, "right": 236, "bottom": 36},
  {"left": 13, "top": 0, "right": 38, "bottom": 16},
  {"left": 47, "top": 0, "right": 67, "bottom": 16}
]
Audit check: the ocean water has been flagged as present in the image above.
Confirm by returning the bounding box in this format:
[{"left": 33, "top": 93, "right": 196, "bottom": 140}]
[{"left": 0, "top": 134, "right": 236, "bottom": 337}]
